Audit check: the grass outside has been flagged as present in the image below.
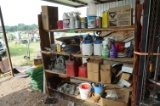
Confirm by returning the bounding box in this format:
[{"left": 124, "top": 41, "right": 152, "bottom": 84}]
[{"left": 8, "top": 41, "right": 40, "bottom": 66}]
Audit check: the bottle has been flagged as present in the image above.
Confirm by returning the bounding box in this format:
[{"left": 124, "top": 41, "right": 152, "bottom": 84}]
[
  {"left": 102, "top": 39, "right": 109, "bottom": 58},
  {"left": 63, "top": 13, "right": 70, "bottom": 29},
  {"left": 110, "top": 43, "right": 117, "bottom": 58},
  {"left": 69, "top": 12, "right": 75, "bottom": 29},
  {"left": 74, "top": 12, "right": 81, "bottom": 29},
  {"left": 87, "top": 0, "right": 97, "bottom": 16}
]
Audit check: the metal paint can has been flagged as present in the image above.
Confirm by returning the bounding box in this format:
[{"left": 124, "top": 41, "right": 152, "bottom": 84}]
[
  {"left": 81, "top": 17, "right": 87, "bottom": 28},
  {"left": 96, "top": 16, "right": 102, "bottom": 28},
  {"left": 102, "top": 11, "right": 109, "bottom": 28},
  {"left": 87, "top": 16, "right": 96, "bottom": 28}
]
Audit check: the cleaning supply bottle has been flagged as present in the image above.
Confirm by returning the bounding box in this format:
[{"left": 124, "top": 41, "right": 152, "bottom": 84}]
[
  {"left": 102, "top": 38, "right": 109, "bottom": 58},
  {"left": 63, "top": 12, "right": 70, "bottom": 29},
  {"left": 110, "top": 43, "right": 117, "bottom": 58},
  {"left": 87, "top": 0, "right": 97, "bottom": 16},
  {"left": 69, "top": 12, "right": 75, "bottom": 29}
]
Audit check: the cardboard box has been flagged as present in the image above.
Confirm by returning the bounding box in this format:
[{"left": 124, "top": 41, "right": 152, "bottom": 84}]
[
  {"left": 87, "top": 60, "right": 102, "bottom": 73},
  {"left": 100, "top": 64, "right": 112, "bottom": 83},
  {"left": 120, "top": 73, "right": 131, "bottom": 81},
  {"left": 121, "top": 64, "right": 133, "bottom": 74},
  {"left": 41, "top": 6, "right": 58, "bottom": 31},
  {"left": 33, "top": 58, "right": 43, "bottom": 66},
  {"left": 101, "top": 89, "right": 130, "bottom": 106},
  {"left": 88, "top": 72, "right": 99, "bottom": 82},
  {"left": 109, "top": 5, "right": 132, "bottom": 27}
]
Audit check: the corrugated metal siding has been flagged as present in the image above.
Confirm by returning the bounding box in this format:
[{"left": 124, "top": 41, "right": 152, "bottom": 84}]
[{"left": 96, "top": 0, "right": 144, "bottom": 24}]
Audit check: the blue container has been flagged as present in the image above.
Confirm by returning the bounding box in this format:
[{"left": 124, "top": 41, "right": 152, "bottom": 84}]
[{"left": 87, "top": 16, "right": 96, "bottom": 28}]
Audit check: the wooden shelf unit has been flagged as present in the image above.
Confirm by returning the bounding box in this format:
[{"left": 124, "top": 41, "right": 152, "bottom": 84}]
[
  {"left": 48, "top": 87, "right": 101, "bottom": 105},
  {"left": 41, "top": 51, "right": 134, "bottom": 63},
  {"left": 49, "top": 25, "right": 136, "bottom": 32},
  {"left": 45, "top": 69, "right": 132, "bottom": 91},
  {"left": 38, "top": 1, "right": 142, "bottom": 105}
]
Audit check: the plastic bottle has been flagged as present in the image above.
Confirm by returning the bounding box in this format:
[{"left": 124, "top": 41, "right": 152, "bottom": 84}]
[
  {"left": 110, "top": 43, "right": 117, "bottom": 58},
  {"left": 69, "top": 12, "right": 75, "bottom": 29},
  {"left": 63, "top": 13, "right": 70, "bottom": 29},
  {"left": 87, "top": 0, "right": 97, "bottom": 16},
  {"left": 102, "top": 38, "right": 109, "bottom": 58}
]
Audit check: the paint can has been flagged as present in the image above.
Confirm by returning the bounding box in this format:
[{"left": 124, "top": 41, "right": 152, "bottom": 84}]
[
  {"left": 102, "top": 11, "right": 109, "bottom": 28},
  {"left": 87, "top": 16, "right": 96, "bottom": 28}
]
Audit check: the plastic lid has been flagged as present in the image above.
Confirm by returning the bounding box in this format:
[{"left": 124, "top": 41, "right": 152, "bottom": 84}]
[
  {"left": 94, "top": 40, "right": 102, "bottom": 44},
  {"left": 82, "top": 40, "right": 92, "bottom": 44}
]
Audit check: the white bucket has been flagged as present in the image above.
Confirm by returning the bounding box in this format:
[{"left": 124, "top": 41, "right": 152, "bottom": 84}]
[{"left": 79, "top": 83, "right": 91, "bottom": 100}]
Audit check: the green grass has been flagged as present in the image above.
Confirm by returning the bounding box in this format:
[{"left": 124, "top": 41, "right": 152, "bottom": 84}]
[{"left": 8, "top": 41, "right": 40, "bottom": 66}]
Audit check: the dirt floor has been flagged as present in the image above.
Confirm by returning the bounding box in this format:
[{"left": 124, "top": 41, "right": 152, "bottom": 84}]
[{"left": 0, "top": 76, "right": 98, "bottom": 106}]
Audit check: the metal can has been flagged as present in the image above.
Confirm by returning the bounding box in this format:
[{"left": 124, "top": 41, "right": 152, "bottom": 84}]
[
  {"left": 80, "top": 17, "right": 87, "bottom": 28},
  {"left": 96, "top": 16, "right": 102, "bottom": 28},
  {"left": 102, "top": 11, "right": 109, "bottom": 28}
]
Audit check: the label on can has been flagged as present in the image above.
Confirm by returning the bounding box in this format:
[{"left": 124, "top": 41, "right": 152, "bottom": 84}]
[
  {"left": 81, "top": 17, "right": 87, "bottom": 28},
  {"left": 87, "top": 16, "right": 96, "bottom": 28},
  {"left": 102, "top": 11, "right": 109, "bottom": 28}
]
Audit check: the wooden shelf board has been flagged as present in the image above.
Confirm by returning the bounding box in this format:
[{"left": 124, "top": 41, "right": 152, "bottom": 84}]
[
  {"left": 41, "top": 51, "right": 134, "bottom": 63},
  {"left": 45, "top": 69, "right": 132, "bottom": 91},
  {"left": 48, "top": 87, "right": 101, "bottom": 105},
  {"left": 50, "top": 25, "right": 136, "bottom": 32}
]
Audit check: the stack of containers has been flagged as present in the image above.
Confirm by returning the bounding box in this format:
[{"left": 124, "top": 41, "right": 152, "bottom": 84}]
[{"left": 87, "top": 0, "right": 97, "bottom": 28}]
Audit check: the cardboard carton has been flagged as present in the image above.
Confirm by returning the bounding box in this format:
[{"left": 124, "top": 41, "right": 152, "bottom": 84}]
[
  {"left": 33, "top": 58, "right": 43, "bottom": 66},
  {"left": 109, "top": 5, "right": 132, "bottom": 27},
  {"left": 41, "top": 6, "right": 58, "bottom": 31},
  {"left": 88, "top": 72, "right": 99, "bottom": 82},
  {"left": 101, "top": 89, "right": 130, "bottom": 106},
  {"left": 120, "top": 73, "right": 131, "bottom": 81},
  {"left": 121, "top": 64, "right": 133, "bottom": 74},
  {"left": 87, "top": 60, "right": 102, "bottom": 73},
  {"left": 100, "top": 64, "right": 112, "bottom": 83}
]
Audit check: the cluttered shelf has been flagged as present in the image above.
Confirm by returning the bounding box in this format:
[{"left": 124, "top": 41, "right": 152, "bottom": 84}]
[
  {"left": 45, "top": 69, "right": 132, "bottom": 91},
  {"left": 41, "top": 51, "right": 134, "bottom": 63},
  {"left": 49, "top": 25, "right": 136, "bottom": 32},
  {"left": 48, "top": 87, "right": 101, "bottom": 105}
]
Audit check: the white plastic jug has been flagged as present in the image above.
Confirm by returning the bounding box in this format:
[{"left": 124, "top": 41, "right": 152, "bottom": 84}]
[
  {"left": 63, "top": 13, "right": 70, "bottom": 29},
  {"left": 82, "top": 40, "right": 93, "bottom": 56},
  {"left": 94, "top": 40, "right": 102, "bottom": 56},
  {"left": 87, "top": 0, "right": 97, "bottom": 16}
]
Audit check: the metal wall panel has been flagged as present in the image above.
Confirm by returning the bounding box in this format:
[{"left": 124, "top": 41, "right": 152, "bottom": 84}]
[{"left": 96, "top": 0, "right": 144, "bottom": 24}]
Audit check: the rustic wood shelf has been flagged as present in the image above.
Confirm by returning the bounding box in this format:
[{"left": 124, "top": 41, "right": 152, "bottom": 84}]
[
  {"left": 50, "top": 25, "right": 136, "bottom": 32},
  {"left": 48, "top": 87, "right": 101, "bottom": 105},
  {"left": 41, "top": 51, "right": 134, "bottom": 63},
  {"left": 45, "top": 69, "right": 132, "bottom": 91}
]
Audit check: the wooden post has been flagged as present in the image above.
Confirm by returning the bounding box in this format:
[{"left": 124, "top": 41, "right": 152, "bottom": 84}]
[{"left": 0, "top": 6, "right": 14, "bottom": 76}]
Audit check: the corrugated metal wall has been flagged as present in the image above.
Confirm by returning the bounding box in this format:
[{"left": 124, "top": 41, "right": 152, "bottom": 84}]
[
  {"left": 96, "top": 0, "right": 144, "bottom": 24},
  {"left": 96, "top": 0, "right": 144, "bottom": 16}
]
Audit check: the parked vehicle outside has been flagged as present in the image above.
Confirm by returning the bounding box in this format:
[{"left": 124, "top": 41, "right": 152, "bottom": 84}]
[{"left": 0, "top": 40, "right": 6, "bottom": 55}]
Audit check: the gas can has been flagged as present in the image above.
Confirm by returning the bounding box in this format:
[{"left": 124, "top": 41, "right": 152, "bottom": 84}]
[
  {"left": 96, "top": 16, "right": 102, "bottom": 28},
  {"left": 66, "top": 59, "right": 78, "bottom": 77},
  {"left": 102, "top": 11, "right": 109, "bottom": 28},
  {"left": 78, "top": 64, "right": 87, "bottom": 78}
]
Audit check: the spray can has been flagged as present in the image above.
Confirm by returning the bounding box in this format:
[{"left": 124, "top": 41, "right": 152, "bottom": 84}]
[
  {"left": 74, "top": 12, "right": 81, "bottom": 29},
  {"left": 96, "top": 16, "right": 102, "bottom": 28},
  {"left": 102, "top": 11, "right": 109, "bottom": 28}
]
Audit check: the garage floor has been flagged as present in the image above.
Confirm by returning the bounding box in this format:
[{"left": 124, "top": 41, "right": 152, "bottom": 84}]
[{"left": 0, "top": 76, "right": 97, "bottom": 106}]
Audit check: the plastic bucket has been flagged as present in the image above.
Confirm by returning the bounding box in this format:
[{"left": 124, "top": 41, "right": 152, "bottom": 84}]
[{"left": 79, "top": 83, "right": 91, "bottom": 100}]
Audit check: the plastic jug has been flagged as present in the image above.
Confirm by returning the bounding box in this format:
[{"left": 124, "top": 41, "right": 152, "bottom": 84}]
[
  {"left": 87, "top": 0, "right": 97, "bottom": 16},
  {"left": 63, "top": 13, "right": 70, "bottom": 29},
  {"left": 78, "top": 64, "right": 87, "bottom": 78},
  {"left": 82, "top": 40, "right": 93, "bottom": 56},
  {"left": 94, "top": 40, "right": 102, "bottom": 56}
]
